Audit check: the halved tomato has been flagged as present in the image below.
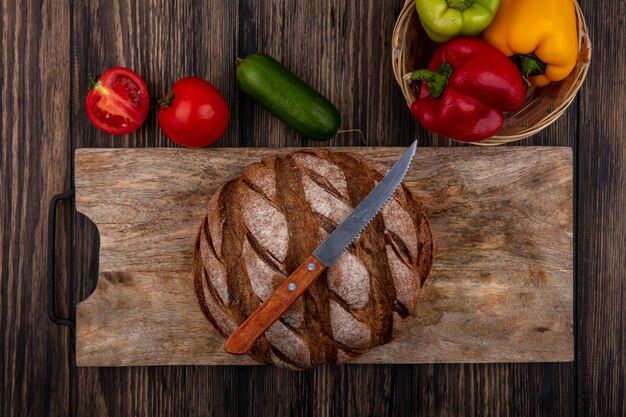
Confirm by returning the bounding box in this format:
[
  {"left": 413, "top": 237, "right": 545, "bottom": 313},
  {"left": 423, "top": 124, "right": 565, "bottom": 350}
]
[{"left": 85, "top": 67, "right": 150, "bottom": 135}]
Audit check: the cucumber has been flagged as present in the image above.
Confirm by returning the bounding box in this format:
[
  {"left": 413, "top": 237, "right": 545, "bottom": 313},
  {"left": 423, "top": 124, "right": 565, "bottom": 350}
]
[{"left": 237, "top": 53, "right": 341, "bottom": 141}]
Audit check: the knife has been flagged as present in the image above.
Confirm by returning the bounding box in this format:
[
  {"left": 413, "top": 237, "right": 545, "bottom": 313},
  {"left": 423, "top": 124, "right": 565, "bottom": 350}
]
[{"left": 224, "top": 141, "right": 418, "bottom": 355}]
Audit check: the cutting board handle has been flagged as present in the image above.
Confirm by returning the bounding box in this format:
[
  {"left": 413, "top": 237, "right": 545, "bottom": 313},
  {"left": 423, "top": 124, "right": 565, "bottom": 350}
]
[{"left": 47, "top": 190, "right": 76, "bottom": 335}]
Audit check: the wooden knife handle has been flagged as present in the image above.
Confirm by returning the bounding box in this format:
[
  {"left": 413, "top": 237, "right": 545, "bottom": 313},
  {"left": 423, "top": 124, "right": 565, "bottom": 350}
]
[{"left": 224, "top": 255, "right": 326, "bottom": 355}]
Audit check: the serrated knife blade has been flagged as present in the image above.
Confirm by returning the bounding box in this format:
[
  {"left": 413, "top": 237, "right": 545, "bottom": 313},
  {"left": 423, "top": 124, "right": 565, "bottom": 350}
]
[
  {"left": 313, "top": 140, "right": 417, "bottom": 266},
  {"left": 224, "top": 141, "right": 418, "bottom": 355}
]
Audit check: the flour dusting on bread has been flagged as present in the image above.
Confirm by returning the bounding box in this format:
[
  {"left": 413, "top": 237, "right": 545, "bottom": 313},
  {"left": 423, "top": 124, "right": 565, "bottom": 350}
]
[{"left": 193, "top": 149, "right": 434, "bottom": 369}]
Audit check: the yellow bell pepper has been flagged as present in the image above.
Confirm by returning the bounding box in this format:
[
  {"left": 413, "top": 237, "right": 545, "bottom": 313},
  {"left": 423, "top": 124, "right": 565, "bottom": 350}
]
[{"left": 481, "top": 0, "right": 578, "bottom": 87}]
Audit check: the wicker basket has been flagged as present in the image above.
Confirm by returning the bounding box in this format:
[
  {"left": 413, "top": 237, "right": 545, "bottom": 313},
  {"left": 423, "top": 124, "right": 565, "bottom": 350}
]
[{"left": 391, "top": 0, "right": 592, "bottom": 145}]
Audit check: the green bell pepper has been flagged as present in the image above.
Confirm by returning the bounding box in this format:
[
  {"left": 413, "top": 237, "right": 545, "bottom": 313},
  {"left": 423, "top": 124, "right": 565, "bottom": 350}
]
[{"left": 415, "top": 0, "right": 500, "bottom": 43}]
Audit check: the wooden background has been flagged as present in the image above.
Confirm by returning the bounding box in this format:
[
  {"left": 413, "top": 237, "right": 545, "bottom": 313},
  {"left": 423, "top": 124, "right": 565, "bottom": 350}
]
[{"left": 0, "top": 0, "right": 624, "bottom": 416}]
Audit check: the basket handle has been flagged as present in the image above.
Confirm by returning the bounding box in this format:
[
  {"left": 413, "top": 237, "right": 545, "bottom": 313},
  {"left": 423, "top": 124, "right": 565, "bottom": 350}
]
[{"left": 47, "top": 190, "right": 76, "bottom": 335}]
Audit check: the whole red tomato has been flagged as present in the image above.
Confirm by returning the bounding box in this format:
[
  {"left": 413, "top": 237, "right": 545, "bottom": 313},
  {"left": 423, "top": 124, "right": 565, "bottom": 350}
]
[
  {"left": 158, "top": 77, "right": 230, "bottom": 147},
  {"left": 85, "top": 67, "right": 150, "bottom": 135}
]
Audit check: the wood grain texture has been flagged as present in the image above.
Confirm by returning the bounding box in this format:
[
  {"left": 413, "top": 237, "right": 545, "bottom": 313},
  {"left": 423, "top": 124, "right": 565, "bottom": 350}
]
[
  {"left": 3, "top": 0, "right": 625, "bottom": 416},
  {"left": 576, "top": 1, "right": 626, "bottom": 417},
  {"left": 67, "top": 0, "right": 578, "bottom": 415},
  {"left": 73, "top": 147, "right": 573, "bottom": 366},
  {"left": 64, "top": 0, "right": 577, "bottom": 416},
  {"left": 0, "top": 1, "right": 72, "bottom": 416}
]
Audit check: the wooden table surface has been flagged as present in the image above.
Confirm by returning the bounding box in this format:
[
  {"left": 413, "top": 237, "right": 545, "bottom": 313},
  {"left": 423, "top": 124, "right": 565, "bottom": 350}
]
[{"left": 1, "top": 0, "right": 624, "bottom": 416}]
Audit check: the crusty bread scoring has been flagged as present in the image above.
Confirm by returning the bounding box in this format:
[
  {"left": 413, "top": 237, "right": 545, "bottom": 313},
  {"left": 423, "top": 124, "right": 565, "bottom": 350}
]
[{"left": 193, "top": 149, "right": 433, "bottom": 369}]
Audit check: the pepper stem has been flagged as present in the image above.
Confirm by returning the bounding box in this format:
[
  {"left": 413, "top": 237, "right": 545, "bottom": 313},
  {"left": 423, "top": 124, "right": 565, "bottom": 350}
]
[
  {"left": 158, "top": 91, "right": 174, "bottom": 108},
  {"left": 411, "top": 63, "right": 454, "bottom": 99},
  {"left": 446, "top": 0, "right": 474, "bottom": 11},
  {"left": 511, "top": 53, "right": 547, "bottom": 80}
]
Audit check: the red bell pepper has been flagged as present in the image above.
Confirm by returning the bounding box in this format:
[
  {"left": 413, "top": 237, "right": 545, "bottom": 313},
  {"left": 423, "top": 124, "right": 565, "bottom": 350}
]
[{"left": 410, "top": 37, "right": 526, "bottom": 142}]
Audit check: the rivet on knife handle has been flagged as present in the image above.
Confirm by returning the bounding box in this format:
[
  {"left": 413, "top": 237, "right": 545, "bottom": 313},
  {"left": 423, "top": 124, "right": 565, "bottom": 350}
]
[{"left": 224, "top": 255, "right": 326, "bottom": 355}]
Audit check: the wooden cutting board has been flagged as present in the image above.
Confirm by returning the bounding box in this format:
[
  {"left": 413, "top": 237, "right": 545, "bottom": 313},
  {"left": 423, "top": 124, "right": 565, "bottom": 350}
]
[{"left": 74, "top": 147, "right": 573, "bottom": 367}]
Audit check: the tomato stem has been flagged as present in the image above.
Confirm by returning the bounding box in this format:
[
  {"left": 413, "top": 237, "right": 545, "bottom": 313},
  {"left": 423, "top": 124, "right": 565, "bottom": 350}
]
[
  {"left": 88, "top": 73, "right": 99, "bottom": 89},
  {"left": 158, "top": 91, "right": 175, "bottom": 109}
]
